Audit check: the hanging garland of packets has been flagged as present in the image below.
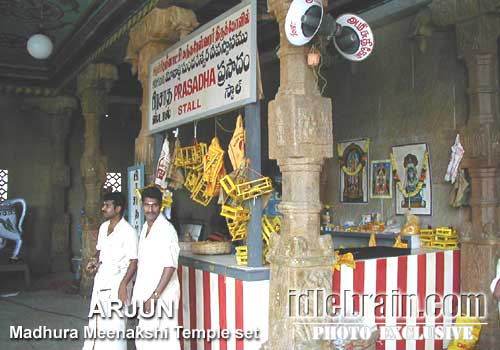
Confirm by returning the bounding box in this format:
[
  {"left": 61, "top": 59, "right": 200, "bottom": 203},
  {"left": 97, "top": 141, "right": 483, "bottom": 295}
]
[
  {"left": 175, "top": 139, "right": 206, "bottom": 193},
  {"left": 172, "top": 116, "right": 275, "bottom": 265},
  {"left": 220, "top": 159, "right": 273, "bottom": 239},
  {"left": 390, "top": 151, "right": 429, "bottom": 198},
  {"left": 235, "top": 215, "right": 281, "bottom": 265},
  {"left": 337, "top": 139, "right": 370, "bottom": 176},
  {"left": 194, "top": 137, "right": 226, "bottom": 205},
  {"left": 220, "top": 115, "right": 275, "bottom": 264},
  {"left": 221, "top": 162, "right": 275, "bottom": 265},
  {"left": 175, "top": 137, "right": 226, "bottom": 206}
]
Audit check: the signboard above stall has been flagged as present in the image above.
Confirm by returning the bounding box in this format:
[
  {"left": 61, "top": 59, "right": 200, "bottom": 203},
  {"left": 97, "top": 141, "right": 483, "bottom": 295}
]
[{"left": 148, "top": 0, "right": 257, "bottom": 133}]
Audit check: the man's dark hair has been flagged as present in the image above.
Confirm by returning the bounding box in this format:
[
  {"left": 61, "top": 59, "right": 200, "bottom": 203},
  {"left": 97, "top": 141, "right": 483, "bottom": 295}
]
[
  {"left": 103, "top": 192, "right": 126, "bottom": 216},
  {"left": 141, "top": 186, "right": 162, "bottom": 204}
]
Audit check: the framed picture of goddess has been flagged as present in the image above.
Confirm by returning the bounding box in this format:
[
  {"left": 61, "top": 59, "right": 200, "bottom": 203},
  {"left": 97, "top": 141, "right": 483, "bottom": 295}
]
[
  {"left": 391, "top": 143, "right": 432, "bottom": 215},
  {"left": 338, "top": 139, "right": 369, "bottom": 203},
  {"left": 371, "top": 160, "right": 392, "bottom": 199}
]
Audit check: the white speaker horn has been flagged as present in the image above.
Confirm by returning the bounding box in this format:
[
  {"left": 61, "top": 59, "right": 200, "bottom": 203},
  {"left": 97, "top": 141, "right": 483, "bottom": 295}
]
[
  {"left": 285, "top": 0, "right": 323, "bottom": 46},
  {"left": 284, "top": 1, "right": 375, "bottom": 62},
  {"left": 333, "top": 14, "right": 374, "bottom": 62}
]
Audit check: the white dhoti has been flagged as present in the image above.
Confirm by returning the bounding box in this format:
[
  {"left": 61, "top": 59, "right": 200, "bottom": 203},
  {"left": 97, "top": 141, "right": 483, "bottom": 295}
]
[
  {"left": 82, "top": 218, "right": 138, "bottom": 350},
  {"left": 133, "top": 214, "right": 181, "bottom": 350},
  {"left": 135, "top": 306, "right": 180, "bottom": 350},
  {"left": 82, "top": 269, "right": 128, "bottom": 350}
]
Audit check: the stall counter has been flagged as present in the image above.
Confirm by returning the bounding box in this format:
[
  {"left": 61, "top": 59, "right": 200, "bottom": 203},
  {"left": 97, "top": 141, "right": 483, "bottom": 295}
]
[{"left": 178, "top": 249, "right": 460, "bottom": 350}]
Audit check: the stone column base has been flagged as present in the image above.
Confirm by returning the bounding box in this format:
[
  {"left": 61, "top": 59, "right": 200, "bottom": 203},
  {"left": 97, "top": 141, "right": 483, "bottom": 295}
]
[{"left": 460, "top": 240, "right": 500, "bottom": 349}]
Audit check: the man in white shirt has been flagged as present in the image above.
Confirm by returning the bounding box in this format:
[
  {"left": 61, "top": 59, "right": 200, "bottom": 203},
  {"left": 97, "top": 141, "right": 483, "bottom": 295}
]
[
  {"left": 492, "top": 261, "right": 500, "bottom": 325},
  {"left": 82, "top": 192, "right": 138, "bottom": 350},
  {"left": 133, "top": 186, "right": 180, "bottom": 350},
  {"left": 492, "top": 277, "right": 500, "bottom": 298}
]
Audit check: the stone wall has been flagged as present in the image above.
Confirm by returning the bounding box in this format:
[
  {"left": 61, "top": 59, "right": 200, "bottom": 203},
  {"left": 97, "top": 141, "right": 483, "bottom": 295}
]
[
  {"left": 0, "top": 95, "right": 54, "bottom": 274},
  {"left": 0, "top": 93, "right": 139, "bottom": 274},
  {"left": 323, "top": 15, "right": 468, "bottom": 228}
]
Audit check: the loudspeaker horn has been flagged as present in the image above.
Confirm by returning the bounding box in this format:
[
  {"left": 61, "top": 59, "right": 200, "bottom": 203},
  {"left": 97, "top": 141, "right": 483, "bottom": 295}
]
[
  {"left": 285, "top": 0, "right": 323, "bottom": 46},
  {"left": 284, "top": 0, "right": 375, "bottom": 62},
  {"left": 332, "top": 14, "right": 374, "bottom": 62}
]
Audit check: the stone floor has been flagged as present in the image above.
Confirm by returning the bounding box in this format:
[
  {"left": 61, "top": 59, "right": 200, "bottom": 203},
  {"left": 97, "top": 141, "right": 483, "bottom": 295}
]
[
  {"left": 0, "top": 271, "right": 139, "bottom": 350},
  {"left": 0, "top": 289, "right": 87, "bottom": 350},
  {"left": 2, "top": 271, "right": 493, "bottom": 350},
  {"left": 0, "top": 268, "right": 89, "bottom": 350}
]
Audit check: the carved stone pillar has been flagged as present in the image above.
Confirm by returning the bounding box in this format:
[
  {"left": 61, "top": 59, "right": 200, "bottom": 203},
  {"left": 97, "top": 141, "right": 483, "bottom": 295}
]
[
  {"left": 455, "top": 18, "right": 500, "bottom": 350},
  {"left": 125, "top": 7, "right": 198, "bottom": 183},
  {"left": 430, "top": 2, "right": 500, "bottom": 347},
  {"left": 263, "top": 1, "right": 334, "bottom": 349},
  {"left": 77, "top": 64, "right": 117, "bottom": 295},
  {"left": 23, "top": 96, "right": 77, "bottom": 272}
]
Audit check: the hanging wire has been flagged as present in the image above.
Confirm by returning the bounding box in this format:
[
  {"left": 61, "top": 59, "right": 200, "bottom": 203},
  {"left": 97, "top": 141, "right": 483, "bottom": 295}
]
[
  {"left": 311, "top": 42, "right": 328, "bottom": 95},
  {"left": 40, "top": 0, "right": 44, "bottom": 25},
  {"left": 216, "top": 118, "right": 235, "bottom": 133},
  {"left": 214, "top": 117, "right": 218, "bottom": 138},
  {"left": 317, "top": 53, "right": 328, "bottom": 95}
]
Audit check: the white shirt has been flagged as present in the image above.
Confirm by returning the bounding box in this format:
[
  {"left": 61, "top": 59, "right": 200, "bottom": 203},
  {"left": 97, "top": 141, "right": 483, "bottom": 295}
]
[
  {"left": 133, "top": 214, "right": 180, "bottom": 305},
  {"left": 94, "top": 217, "right": 138, "bottom": 290},
  {"left": 491, "top": 275, "right": 500, "bottom": 294}
]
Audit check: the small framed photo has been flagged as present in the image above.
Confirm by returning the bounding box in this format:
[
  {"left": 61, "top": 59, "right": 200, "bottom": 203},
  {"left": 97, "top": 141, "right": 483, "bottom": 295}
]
[
  {"left": 371, "top": 160, "right": 392, "bottom": 199},
  {"left": 179, "top": 220, "right": 205, "bottom": 242}
]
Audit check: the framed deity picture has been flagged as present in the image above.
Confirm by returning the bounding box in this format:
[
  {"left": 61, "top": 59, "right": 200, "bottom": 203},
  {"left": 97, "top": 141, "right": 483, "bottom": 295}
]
[
  {"left": 338, "top": 138, "right": 369, "bottom": 203},
  {"left": 371, "top": 160, "right": 392, "bottom": 199},
  {"left": 179, "top": 219, "right": 205, "bottom": 242},
  {"left": 391, "top": 143, "right": 432, "bottom": 215}
]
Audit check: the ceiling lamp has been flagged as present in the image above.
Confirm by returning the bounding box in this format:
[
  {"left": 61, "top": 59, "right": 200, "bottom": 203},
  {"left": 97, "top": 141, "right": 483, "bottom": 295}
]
[
  {"left": 27, "top": 33, "right": 53, "bottom": 59},
  {"left": 27, "top": 1, "right": 53, "bottom": 60}
]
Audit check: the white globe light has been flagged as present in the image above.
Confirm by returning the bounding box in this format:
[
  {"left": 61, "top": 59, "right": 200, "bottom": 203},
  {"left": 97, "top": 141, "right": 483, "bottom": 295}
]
[{"left": 27, "top": 33, "right": 53, "bottom": 59}]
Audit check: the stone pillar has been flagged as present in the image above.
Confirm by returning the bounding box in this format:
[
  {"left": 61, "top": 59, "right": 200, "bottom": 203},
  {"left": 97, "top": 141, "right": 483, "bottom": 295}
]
[
  {"left": 456, "top": 25, "right": 500, "bottom": 349},
  {"left": 263, "top": 1, "right": 334, "bottom": 349},
  {"left": 23, "top": 96, "right": 77, "bottom": 272},
  {"left": 430, "top": 3, "right": 500, "bottom": 347},
  {"left": 125, "top": 7, "right": 198, "bottom": 183},
  {"left": 77, "top": 64, "right": 117, "bottom": 295}
]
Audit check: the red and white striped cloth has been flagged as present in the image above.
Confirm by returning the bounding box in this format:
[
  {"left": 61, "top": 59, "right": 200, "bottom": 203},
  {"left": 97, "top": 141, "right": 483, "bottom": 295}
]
[
  {"left": 332, "top": 250, "right": 460, "bottom": 350},
  {"left": 179, "top": 250, "right": 460, "bottom": 350},
  {"left": 178, "top": 266, "right": 269, "bottom": 350}
]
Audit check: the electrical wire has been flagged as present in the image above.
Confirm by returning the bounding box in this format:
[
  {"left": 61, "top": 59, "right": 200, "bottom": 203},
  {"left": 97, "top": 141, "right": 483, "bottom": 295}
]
[
  {"left": 317, "top": 56, "right": 328, "bottom": 95},
  {"left": 215, "top": 118, "right": 235, "bottom": 133},
  {"left": 311, "top": 42, "right": 328, "bottom": 95}
]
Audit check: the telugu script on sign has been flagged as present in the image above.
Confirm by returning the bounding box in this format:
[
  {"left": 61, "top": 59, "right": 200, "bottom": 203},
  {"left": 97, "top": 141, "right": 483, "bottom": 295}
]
[{"left": 149, "top": 1, "right": 256, "bottom": 132}]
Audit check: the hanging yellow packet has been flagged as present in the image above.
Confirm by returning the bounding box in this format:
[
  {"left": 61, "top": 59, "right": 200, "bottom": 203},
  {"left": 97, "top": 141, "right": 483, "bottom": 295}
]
[
  {"left": 228, "top": 115, "right": 246, "bottom": 171},
  {"left": 202, "top": 137, "right": 225, "bottom": 195}
]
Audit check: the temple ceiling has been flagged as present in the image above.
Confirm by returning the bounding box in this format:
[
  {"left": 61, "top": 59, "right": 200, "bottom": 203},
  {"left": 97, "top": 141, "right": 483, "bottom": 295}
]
[{"left": 0, "top": 0, "right": 387, "bottom": 95}]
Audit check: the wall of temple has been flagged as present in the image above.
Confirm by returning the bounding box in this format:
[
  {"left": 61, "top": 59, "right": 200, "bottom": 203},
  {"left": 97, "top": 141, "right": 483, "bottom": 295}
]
[
  {"left": 323, "top": 14, "right": 468, "bottom": 229},
  {"left": 0, "top": 95, "right": 56, "bottom": 274}
]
